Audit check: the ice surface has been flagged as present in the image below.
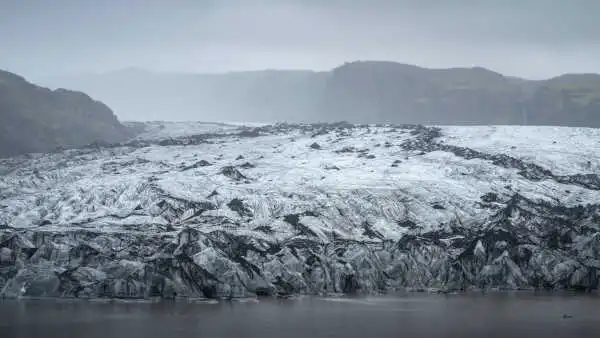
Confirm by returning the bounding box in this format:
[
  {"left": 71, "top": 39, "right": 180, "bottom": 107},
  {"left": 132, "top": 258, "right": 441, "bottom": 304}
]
[
  {"left": 132, "top": 121, "right": 239, "bottom": 140},
  {"left": 1, "top": 122, "right": 599, "bottom": 299},
  {"left": 439, "top": 126, "right": 600, "bottom": 175}
]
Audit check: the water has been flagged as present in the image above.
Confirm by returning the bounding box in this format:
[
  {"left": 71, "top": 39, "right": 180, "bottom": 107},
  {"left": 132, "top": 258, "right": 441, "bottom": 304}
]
[{"left": 1, "top": 293, "right": 599, "bottom": 338}]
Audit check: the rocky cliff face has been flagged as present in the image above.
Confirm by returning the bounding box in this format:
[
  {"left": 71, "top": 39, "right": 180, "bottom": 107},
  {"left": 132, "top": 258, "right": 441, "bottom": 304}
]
[
  {"left": 320, "top": 62, "right": 523, "bottom": 125},
  {"left": 320, "top": 62, "right": 600, "bottom": 126},
  {"left": 0, "top": 70, "right": 132, "bottom": 157},
  {"left": 1, "top": 122, "right": 599, "bottom": 299}
]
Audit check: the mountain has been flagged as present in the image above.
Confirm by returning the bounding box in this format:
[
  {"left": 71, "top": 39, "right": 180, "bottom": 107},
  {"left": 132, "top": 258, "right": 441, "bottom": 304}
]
[
  {"left": 0, "top": 70, "right": 133, "bottom": 157},
  {"left": 321, "top": 62, "right": 524, "bottom": 124},
  {"left": 523, "top": 73, "right": 600, "bottom": 126},
  {"left": 43, "top": 62, "right": 600, "bottom": 127},
  {"left": 1, "top": 122, "right": 599, "bottom": 298}
]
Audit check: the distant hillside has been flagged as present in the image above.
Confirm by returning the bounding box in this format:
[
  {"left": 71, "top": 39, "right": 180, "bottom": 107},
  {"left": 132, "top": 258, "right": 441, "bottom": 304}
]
[
  {"left": 43, "top": 62, "right": 600, "bottom": 127},
  {"left": 320, "top": 62, "right": 524, "bottom": 124},
  {"left": 0, "top": 70, "right": 132, "bottom": 157}
]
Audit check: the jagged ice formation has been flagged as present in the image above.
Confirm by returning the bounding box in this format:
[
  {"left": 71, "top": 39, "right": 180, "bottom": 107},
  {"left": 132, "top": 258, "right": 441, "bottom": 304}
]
[{"left": 1, "top": 122, "right": 600, "bottom": 299}]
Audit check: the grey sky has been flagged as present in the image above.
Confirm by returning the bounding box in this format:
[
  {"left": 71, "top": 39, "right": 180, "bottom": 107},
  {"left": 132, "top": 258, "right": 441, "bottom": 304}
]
[{"left": 1, "top": 0, "right": 599, "bottom": 80}]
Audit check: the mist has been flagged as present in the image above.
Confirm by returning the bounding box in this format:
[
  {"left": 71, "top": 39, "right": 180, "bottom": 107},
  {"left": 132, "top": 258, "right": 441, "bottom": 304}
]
[
  {"left": 2, "top": 1, "right": 600, "bottom": 124},
  {"left": 1, "top": 0, "right": 599, "bottom": 80}
]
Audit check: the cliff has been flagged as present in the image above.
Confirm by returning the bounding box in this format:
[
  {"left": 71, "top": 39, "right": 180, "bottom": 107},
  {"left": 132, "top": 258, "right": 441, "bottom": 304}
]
[{"left": 0, "top": 70, "right": 132, "bottom": 157}]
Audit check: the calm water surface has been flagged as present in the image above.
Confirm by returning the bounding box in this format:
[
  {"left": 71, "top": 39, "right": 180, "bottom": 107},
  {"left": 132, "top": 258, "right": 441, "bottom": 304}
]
[{"left": 1, "top": 293, "right": 599, "bottom": 338}]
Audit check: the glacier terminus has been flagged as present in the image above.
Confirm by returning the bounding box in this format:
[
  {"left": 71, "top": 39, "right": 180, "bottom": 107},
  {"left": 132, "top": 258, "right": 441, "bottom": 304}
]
[{"left": 1, "top": 122, "right": 600, "bottom": 299}]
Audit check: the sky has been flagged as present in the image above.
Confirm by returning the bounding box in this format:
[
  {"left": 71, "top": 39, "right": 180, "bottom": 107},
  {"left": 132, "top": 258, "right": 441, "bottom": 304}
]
[{"left": 1, "top": 0, "right": 600, "bottom": 80}]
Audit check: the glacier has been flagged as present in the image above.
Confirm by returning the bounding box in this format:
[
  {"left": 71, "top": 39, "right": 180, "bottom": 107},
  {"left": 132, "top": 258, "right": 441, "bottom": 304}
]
[{"left": 1, "top": 122, "right": 600, "bottom": 299}]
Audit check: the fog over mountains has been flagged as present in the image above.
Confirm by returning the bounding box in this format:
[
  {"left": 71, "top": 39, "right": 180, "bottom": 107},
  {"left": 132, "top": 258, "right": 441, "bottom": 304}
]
[
  {"left": 43, "top": 61, "right": 600, "bottom": 126},
  {"left": 3, "top": 58, "right": 600, "bottom": 159}
]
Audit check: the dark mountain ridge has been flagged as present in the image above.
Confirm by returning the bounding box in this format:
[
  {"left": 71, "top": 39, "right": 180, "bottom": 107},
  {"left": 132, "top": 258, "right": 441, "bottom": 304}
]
[
  {"left": 43, "top": 61, "right": 600, "bottom": 127},
  {"left": 0, "top": 69, "right": 133, "bottom": 157}
]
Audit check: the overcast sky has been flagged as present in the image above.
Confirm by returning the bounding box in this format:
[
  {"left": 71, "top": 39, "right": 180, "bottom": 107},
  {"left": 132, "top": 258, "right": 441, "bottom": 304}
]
[{"left": 1, "top": 0, "right": 599, "bottom": 80}]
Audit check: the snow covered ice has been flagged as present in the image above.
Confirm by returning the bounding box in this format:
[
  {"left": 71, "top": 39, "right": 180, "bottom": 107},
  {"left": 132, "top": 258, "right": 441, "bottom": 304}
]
[{"left": 1, "top": 122, "right": 600, "bottom": 299}]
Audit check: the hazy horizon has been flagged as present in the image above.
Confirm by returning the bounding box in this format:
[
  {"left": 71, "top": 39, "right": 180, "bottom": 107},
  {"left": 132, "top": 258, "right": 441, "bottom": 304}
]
[
  {"left": 38, "top": 61, "right": 600, "bottom": 83},
  {"left": 1, "top": 0, "right": 600, "bottom": 81}
]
